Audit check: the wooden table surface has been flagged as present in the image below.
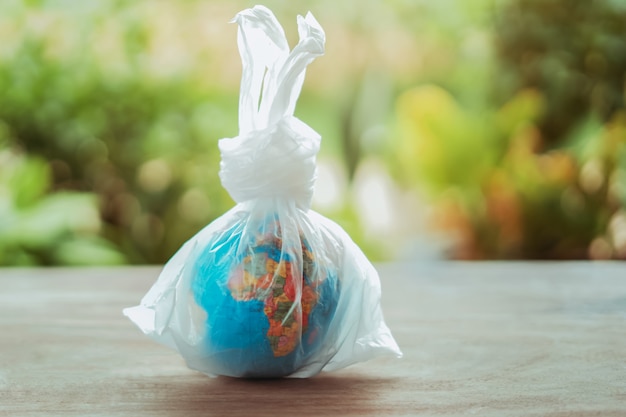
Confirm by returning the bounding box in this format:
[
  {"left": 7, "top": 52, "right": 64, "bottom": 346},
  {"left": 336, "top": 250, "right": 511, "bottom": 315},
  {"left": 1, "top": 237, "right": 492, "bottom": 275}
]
[{"left": 1, "top": 262, "right": 625, "bottom": 416}]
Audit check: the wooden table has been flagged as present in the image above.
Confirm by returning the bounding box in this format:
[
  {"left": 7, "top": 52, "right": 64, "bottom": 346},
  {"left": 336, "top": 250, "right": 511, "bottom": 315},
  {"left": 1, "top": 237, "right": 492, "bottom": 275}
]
[{"left": 1, "top": 262, "right": 625, "bottom": 416}]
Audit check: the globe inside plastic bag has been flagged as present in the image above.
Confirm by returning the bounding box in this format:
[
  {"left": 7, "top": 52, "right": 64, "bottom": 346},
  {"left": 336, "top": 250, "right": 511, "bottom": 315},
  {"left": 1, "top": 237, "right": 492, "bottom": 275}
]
[{"left": 124, "top": 5, "right": 402, "bottom": 378}]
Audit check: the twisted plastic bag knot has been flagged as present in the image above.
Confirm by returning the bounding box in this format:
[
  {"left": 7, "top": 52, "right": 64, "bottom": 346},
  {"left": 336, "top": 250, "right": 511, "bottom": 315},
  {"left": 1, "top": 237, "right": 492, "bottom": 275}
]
[{"left": 219, "top": 116, "right": 319, "bottom": 208}]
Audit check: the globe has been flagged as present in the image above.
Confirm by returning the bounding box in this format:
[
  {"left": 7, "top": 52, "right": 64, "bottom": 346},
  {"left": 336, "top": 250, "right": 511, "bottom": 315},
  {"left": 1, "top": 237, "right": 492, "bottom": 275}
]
[{"left": 192, "top": 218, "right": 339, "bottom": 378}]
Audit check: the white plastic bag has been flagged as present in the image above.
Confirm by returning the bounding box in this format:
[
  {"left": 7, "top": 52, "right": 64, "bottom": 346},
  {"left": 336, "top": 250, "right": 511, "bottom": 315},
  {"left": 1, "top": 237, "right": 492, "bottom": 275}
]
[{"left": 124, "top": 5, "right": 401, "bottom": 378}]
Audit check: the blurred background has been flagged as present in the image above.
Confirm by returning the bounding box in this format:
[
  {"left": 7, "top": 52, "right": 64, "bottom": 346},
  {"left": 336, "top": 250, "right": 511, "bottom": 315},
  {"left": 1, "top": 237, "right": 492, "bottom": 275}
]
[{"left": 1, "top": 0, "right": 625, "bottom": 266}]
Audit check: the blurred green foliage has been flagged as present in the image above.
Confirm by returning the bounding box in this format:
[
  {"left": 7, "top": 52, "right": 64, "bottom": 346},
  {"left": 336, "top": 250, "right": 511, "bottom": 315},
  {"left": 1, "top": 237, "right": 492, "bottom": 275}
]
[
  {"left": 494, "top": 0, "right": 626, "bottom": 143},
  {"left": 393, "top": 0, "right": 626, "bottom": 259},
  {"left": 0, "top": 1, "right": 238, "bottom": 265},
  {"left": 0, "top": 142, "right": 125, "bottom": 265},
  {"left": 2, "top": 0, "right": 625, "bottom": 264}
]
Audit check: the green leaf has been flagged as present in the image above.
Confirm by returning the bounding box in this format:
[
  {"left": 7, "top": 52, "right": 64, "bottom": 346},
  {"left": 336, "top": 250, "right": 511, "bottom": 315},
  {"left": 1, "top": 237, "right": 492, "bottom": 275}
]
[
  {"left": 53, "top": 236, "right": 126, "bottom": 265},
  {"left": 16, "top": 193, "right": 100, "bottom": 249},
  {"left": 9, "top": 156, "right": 50, "bottom": 209}
]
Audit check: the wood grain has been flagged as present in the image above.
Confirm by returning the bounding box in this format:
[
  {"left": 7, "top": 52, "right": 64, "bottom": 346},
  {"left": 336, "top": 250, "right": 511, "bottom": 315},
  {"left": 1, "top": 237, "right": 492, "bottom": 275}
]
[{"left": 1, "top": 263, "right": 625, "bottom": 416}]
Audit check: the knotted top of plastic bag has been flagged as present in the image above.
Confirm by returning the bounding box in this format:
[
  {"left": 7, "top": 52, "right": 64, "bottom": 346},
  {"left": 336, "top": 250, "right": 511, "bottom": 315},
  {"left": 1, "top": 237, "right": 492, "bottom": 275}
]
[{"left": 218, "top": 6, "right": 325, "bottom": 210}]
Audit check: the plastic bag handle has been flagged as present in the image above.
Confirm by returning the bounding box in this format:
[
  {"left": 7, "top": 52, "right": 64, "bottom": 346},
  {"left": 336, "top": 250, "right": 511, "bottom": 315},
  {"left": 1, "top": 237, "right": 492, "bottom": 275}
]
[{"left": 233, "top": 6, "right": 325, "bottom": 135}]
